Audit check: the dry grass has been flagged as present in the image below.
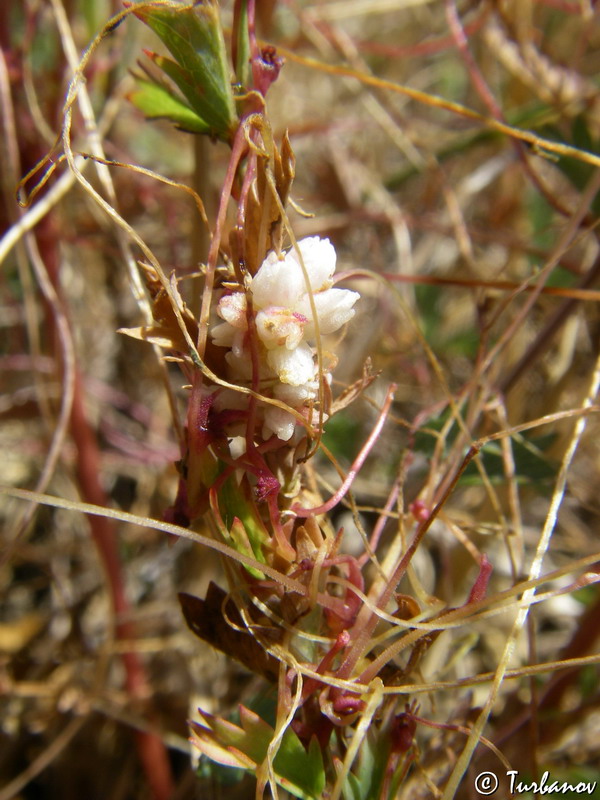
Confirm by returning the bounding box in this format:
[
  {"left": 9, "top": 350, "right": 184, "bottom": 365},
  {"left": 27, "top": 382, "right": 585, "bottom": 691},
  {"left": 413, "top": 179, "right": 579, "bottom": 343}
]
[{"left": 2, "top": 1, "right": 600, "bottom": 798}]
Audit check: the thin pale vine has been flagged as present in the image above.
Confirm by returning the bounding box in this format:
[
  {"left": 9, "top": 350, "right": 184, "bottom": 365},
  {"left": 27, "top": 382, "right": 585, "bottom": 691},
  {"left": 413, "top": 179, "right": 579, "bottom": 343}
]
[
  {"left": 442, "top": 349, "right": 600, "bottom": 800},
  {"left": 276, "top": 45, "right": 600, "bottom": 169}
]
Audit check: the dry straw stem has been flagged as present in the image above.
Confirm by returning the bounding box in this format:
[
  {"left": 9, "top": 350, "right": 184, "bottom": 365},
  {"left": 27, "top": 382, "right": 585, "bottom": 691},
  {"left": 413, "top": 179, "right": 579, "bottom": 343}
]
[
  {"left": 0, "top": 49, "right": 76, "bottom": 558},
  {"left": 49, "top": 0, "right": 151, "bottom": 316},
  {"left": 5, "top": 483, "right": 596, "bottom": 680},
  {"left": 442, "top": 351, "right": 600, "bottom": 800},
  {"left": 2, "top": 488, "right": 336, "bottom": 607},
  {"left": 278, "top": 46, "right": 600, "bottom": 168}
]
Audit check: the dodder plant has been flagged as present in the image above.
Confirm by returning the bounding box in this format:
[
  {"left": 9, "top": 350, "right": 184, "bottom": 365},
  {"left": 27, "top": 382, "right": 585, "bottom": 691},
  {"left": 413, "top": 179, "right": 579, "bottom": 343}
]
[
  {"left": 124, "top": 4, "right": 411, "bottom": 796},
  {"left": 115, "top": 3, "right": 445, "bottom": 796}
]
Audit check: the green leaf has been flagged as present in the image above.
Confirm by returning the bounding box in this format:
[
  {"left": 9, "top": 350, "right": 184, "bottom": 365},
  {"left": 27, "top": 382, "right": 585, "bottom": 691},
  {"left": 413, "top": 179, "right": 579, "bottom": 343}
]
[
  {"left": 219, "top": 474, "right": 270, "bottom": 568},
  {"left": 192, "top": 705, "right": 326, "bottom": 799},
  {"left": 128, "top": 78, "right": 211, "bottom": 134},
  {"left": 148, "top": 52, "right": 211, "bottom": 119},
  {"left": 545, "top": 265, "right": 576, "bottom": 289},
  {"left": 459, "top": 434, "right": 557, "bottom": 486},
  {"left": 275, "top": 731, "right": 326, "bottom": 800},
  {"left": 229, "top": 516, "right": 265, "bottom": 579},
  {"left": 572, "top": 114, "right": 594, "bottom": 153},
  {"left": 343, "top": 771, "right": 364, "bottom": 800},
  {"left": 134, "top": 2, "right": 237, "bottom": 142},
  {"left": 338, "top": 727, "right": 397, "bottom": 800}
]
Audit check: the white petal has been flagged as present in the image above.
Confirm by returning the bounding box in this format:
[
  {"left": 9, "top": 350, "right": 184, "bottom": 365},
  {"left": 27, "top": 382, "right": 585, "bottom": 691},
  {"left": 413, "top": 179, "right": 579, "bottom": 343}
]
[
  {"left": 218, "top": 293, "right": 247, "bottom": 328},
  {"left": 267, "top": 343, "right": 316, "bottom": 386},
  {"left": 263, "top": 406, "right": 296, "bottom": 441},
  {"left": 225, "top": 350, "right": 254, "bottom": 380},
  {"left": 274, "top": 380, "right": 318, "bottom": 405},
  {"left": 211, "top": 321, "right": 236, "bottom": 348},
  {"left": 251, "top": 252, "right": 305, "bottom": 309},
  {"left": 297, "top": 288, "right": 360, "bottom": 336},
  {"left": 289, "top": 237, "right": 337, "bottom": 292},
  {"left": 230, "top": 330, "right": 246, "bottom": 359},
  {"left": 255, "top": 309, "right": 304, "bottom": 350},
  {"left": 228, "top": 436, "right": 247, "bottom": 459}
]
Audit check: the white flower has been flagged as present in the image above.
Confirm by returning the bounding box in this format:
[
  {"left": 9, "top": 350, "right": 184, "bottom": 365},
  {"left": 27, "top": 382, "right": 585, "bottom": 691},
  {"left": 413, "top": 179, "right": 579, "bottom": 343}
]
[
  {"left": 266, "top": 342, "right": 316, "bottom": 386},
  {"left": 211, "top": 237, "right": 359, "bottom": 439},
  {"left": 255, "top": 308, "right": 305, "bottom": 350},
  {"left": 263, "top": 406, "right": 296, "bottom": 442},
  {"left": 296, "top": 289, "right": 359, "bottom": 336},
  {"left": 218, "top": 292, "right": 247, "bottom": 327}
]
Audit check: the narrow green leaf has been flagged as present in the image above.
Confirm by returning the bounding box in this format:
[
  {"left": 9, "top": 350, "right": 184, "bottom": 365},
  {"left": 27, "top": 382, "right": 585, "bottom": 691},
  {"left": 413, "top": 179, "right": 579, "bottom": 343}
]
[
  {"left": 229, "top": 517, "right": 265, "bottom": 579},
  {"left": 135, "top": 2, "right": 237, "bottom": 141},
  {"left": 219, "top": 475, "right": 270, "bottom": 565},
  {"left": 193, "top": 706, "right": 326, "bottom": 799},
  {"left": 128, "top": 78, "right": 211, "bottom": 133},
  {"left": 572, "top": 114, "right": 594, "bottom": 153},
  {"left": 272, "top": 728, "right": 325, "bottom": 799},
  {"left": 149, "top": 52, "right": 213, "bottom": 120},
  {"left": 414, "top": 411, "right": 557, "bottom": 487}
]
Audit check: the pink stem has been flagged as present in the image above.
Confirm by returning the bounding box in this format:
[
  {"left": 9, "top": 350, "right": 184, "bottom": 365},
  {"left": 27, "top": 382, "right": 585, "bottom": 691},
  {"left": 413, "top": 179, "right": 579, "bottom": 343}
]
[
  {"left": 445, "top": 0, "right": 503, "bottom": 119},
  {"left": 196, "top": 124, "right": 249, "bottom": 358},
  {"left": 358, "top": 477, "right": 400, "bottom": 568},
  {"left": 293, "top": 384, "right": 396, "bottom": 518},
  {"left": 466, "top": 554, "right": 493, "bottom": 605},
  {"left": 70, "top": 373, "right": 173, "bottom": 800},
  {"left": 339, "top": 443, "right": 482, "bottom": 683}
]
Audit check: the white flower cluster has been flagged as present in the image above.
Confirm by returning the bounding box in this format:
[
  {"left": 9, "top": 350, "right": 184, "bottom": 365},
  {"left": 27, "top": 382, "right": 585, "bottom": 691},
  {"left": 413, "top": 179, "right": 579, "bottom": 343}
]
[{"left": 211, "top": 237, "right": 359, "bottom": 441}]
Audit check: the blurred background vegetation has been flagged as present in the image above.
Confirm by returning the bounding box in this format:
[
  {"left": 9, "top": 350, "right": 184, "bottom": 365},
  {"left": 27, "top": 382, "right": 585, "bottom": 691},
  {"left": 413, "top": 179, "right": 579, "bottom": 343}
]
[{"left": 1, "top": 0, "right": 600, "bottom": 797}]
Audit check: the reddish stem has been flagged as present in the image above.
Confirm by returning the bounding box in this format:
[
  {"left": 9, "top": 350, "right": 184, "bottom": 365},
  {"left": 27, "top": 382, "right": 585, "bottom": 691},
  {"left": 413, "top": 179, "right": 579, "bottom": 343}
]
[
  {"left": 298, "top": 0, "right": 488, "bottom": 69},
  {"left": 357, "top": 476, "right": 400, "bottom": 568},
  {"left": 339, "top": 443, "right": 482, "bottom": 684},
  {"left": 70, "top": 372, "right": 173, "bottom": 800},
  {"left": 293, "top": 384, "right": 396, "bottom": 518},
  {"left": 196, "top": 122, "right": 249, "bottom": 358},
  {"left": 466, "top": 554, "right": 493, "bottom": 605},
  {"left": 300, "top": 630, "right": 350, "bottom": 700},
  {"left": 37, "top": 216, "right": 173, "bottom": 798}
]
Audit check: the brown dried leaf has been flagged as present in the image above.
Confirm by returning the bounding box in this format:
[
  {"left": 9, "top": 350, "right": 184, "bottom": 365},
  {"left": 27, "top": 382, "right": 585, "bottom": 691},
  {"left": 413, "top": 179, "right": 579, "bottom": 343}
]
[
  {"left": 330, "top": 358, "right": 380, "bottom": 415},
  {"left": 179, "top": 584, "right": 281, "bottom": 682},
  {"left": 118, "top": 324, "right": 185, "bottom": 350},
  {"left": 274, "top": 130, "right": 295, "bottom": 207},
  {"left": 119, "top": 264, "right": 199, "bottom": 353},
  {"left": 242, "top": 132, "right": 296, "bottom": 276},
  {"left": 243, "top": 151, "right": 276, "bottom": 276},
  {"left": 141, "top": 262, "right": 199, "bottom": 343}
]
